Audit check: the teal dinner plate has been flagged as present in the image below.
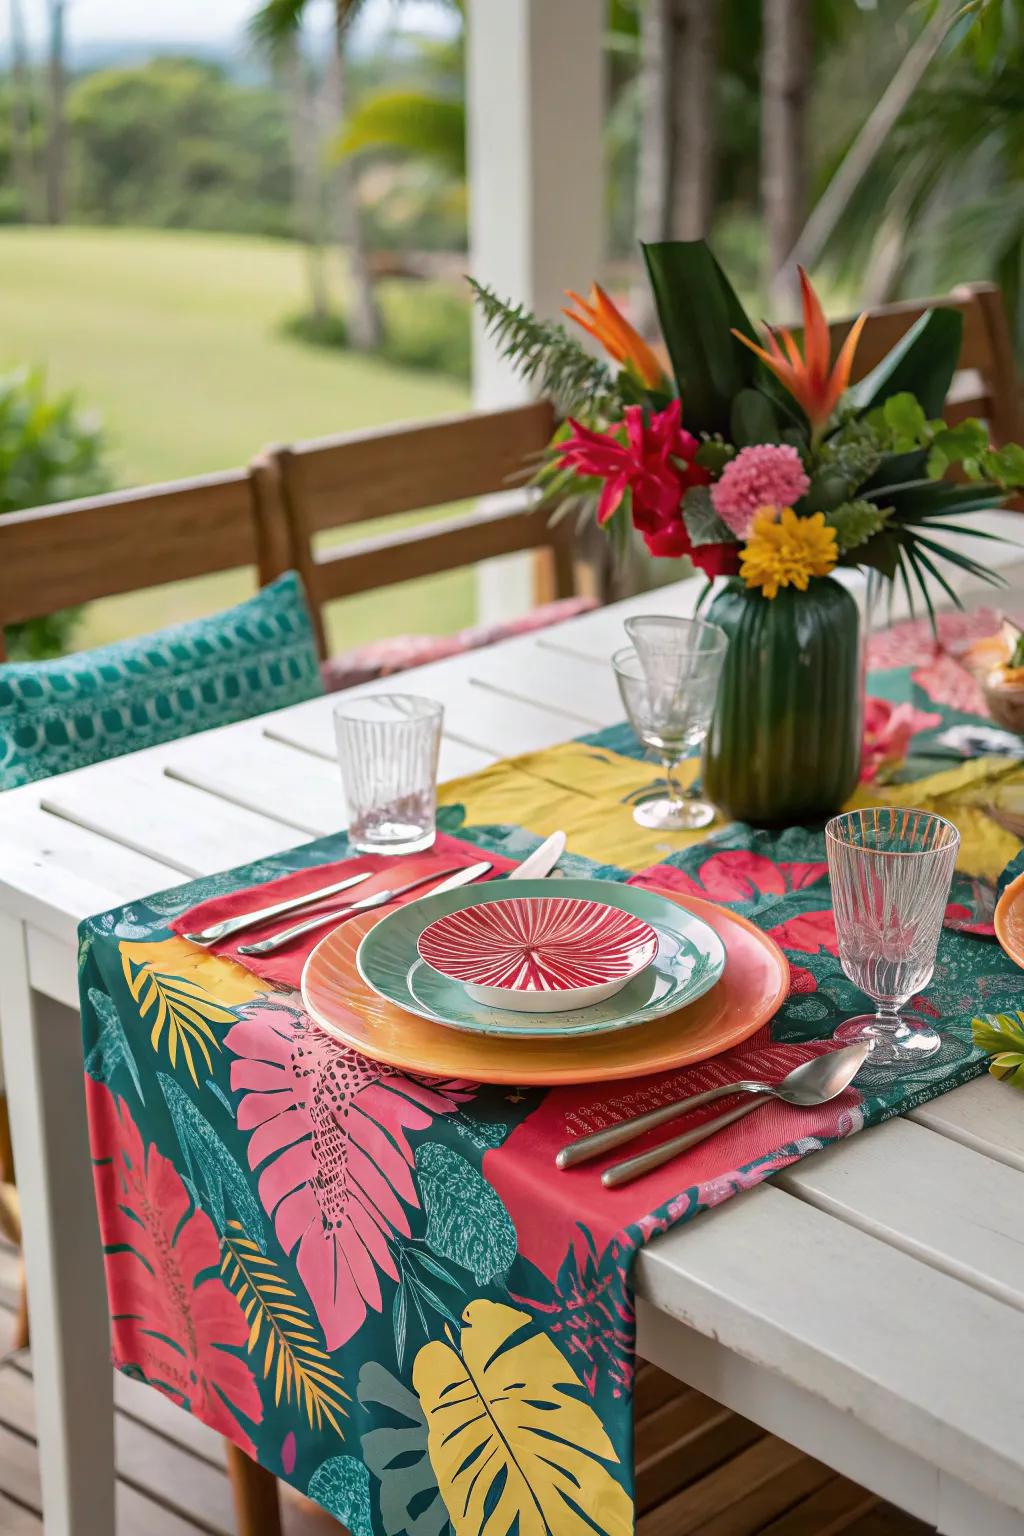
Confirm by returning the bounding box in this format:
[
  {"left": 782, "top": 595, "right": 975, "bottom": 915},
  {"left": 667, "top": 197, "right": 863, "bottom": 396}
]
[{"left": 355, "top": 878, "right": 726, "bottom": 1038}]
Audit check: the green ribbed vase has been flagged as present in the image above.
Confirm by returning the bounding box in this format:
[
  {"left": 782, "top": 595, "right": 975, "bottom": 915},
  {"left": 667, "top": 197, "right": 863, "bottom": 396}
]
[{"left": 703, "top": 577, "right": 862, "bottom": 827}]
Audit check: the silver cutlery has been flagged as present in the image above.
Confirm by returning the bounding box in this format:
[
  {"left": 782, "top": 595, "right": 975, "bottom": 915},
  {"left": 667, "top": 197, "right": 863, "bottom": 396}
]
[
  {"left": 557, "top": 1042, "right": 870, "bottom": 1187},
  {"left": 184, "top": 869, "right": 375, "bottom": 946},
  {"left": 237, "top": 860, "right": 494, "bottom": 955},
  {"left": 507, "top": 830, "right": 566, "bottom": 881}
]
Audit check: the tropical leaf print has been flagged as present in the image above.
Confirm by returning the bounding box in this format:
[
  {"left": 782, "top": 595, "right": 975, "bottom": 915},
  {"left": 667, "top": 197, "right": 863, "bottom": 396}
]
[
  {"left": 219, "top": 1218, "right": 349, "bottom": 1435},
  {"left": 84, "top": 986, "right": 145, "bottom": 1103},
  {"left": 120, "top": 938, "right": 249, "bottom": 1086},
  {"left": 158, "top": 1073, "right": 265, "bottom": 1247},
  {"left": 307, "top": 1455, "right": 373, "bottom": 1536},
  {"left": 86, "top": 1077, "right": 262, "bottom": 1454},
  {"left": 413, "top": 1298, "right": 633, "bottom": 1536},
  {"left": 358, "top": 1361, "right": 451, "bottom": 1536},
  {"left": 513, "top": 1226, "right": 634, "bottom": 1400},
  {"left": 973, "top": 1011, "right": 1024, "bottom": 1088},
  {"left": 225, "top": 998, "right": 474, "bottom": 1350},
  {"left": 415, "top": 1142, "right": 517, "bottom": 1286}
]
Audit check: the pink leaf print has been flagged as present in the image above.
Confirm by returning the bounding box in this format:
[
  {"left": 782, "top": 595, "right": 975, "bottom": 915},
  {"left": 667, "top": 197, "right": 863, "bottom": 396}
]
[
  {"left": 631, "top": 852, "right": 827, "bottom": 905},
  {"left": 225, "top": 998, "right": 473, "bottom": 1350},
  {"left": 768, "top": 908, "right": 837, "bottom": 955},
  {"left": 86, "top": 1077, "right": 262, "bottom": 1455}
]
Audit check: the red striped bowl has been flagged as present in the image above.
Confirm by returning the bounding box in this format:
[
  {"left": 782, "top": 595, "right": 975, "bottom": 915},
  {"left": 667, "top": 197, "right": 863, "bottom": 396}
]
[{"left": 417, "top": 894, "right": 659, "bottom": 1013}]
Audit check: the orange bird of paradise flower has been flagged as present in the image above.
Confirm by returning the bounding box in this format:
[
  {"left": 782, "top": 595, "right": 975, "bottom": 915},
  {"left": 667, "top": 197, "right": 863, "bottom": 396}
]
[
  {"left": 732, "top": 267, "right": 867, "bottom": 437},
  {"left": 563, "top": 283, "right": 668, "bottom": 391}
]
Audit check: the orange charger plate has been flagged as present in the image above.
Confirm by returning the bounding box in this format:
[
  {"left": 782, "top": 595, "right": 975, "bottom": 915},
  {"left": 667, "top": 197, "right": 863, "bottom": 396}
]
[
  {"left": 994, "top": 870, "right": 1024, "bottom": 970},
  {"left": 301, "top": 887, "right": 790, "bottom": 1085}
]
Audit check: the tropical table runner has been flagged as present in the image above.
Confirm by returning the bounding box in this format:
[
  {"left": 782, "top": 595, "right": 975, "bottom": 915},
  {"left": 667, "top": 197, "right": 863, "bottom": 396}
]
[{"left": 78, "top": 609, "right": 1024, "bottom": 1536}]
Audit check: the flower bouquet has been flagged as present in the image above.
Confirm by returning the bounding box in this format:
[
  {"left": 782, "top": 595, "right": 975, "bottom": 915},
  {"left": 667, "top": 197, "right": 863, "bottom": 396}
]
[{"left": 471, "top": 242, "right": 1024, "bottom": 825}]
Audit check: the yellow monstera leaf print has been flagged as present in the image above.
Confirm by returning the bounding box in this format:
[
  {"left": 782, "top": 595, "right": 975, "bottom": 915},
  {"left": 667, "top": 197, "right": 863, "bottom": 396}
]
[{"left": 413, "top": 1298, "right": 633, "bottom": 1536}]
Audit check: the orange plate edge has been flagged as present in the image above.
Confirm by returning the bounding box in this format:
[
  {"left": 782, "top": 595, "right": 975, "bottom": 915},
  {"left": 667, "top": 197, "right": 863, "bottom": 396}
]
[
  {"left": 301, "top": 887, "right": 791, "bottom": 1085},
  {"left": 994, "top": 870, "right": 1024, "bottom": 970}
]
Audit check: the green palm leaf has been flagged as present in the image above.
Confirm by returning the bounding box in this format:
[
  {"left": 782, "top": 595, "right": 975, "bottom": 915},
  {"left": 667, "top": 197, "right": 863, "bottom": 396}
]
[{"left": 334, "top": 92, "right": 465, "bottom": 177}]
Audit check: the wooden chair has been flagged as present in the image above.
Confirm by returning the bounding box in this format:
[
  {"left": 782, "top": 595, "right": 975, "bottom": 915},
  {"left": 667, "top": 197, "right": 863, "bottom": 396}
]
[
  {"left": 0, "top": 467, "right": 291, "bottom": 662},
  {"left": 250, "top": 400, "right": 580, "bottom": 662},
  {"left": 830, "top": 280, "right": 1021, "bottom": 444},
  {"left": 0, "top": 468, "right": 291, "bottom": 1536}
]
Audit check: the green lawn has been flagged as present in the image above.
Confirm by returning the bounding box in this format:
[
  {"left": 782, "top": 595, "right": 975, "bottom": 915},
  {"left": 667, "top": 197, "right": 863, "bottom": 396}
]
[{"left": 0, "top": 226, "right": 474, "bottom": 651}]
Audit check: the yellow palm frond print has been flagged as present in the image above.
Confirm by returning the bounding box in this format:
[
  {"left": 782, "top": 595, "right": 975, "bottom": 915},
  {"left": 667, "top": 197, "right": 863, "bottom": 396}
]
[
  {"left": 120, "top": 939, "right": 242, "bottom": 1086},
  {"left": 220, "top": 1220, "right": 349, "bottom": 1436}
]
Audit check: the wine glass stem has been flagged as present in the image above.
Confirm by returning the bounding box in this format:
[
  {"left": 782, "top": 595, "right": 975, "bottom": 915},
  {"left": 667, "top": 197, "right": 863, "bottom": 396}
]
[
  {"left": 662, "top": 756, "right": 683, "bottom": 808},
  {"left": 873, "top": 1007, "right": 903, "bottom": 1034}
]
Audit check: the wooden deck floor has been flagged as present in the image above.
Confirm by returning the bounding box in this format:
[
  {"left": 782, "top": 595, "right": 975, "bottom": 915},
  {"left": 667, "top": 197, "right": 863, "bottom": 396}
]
[{"left": 0, "top": 1235, "right": 933, "bottom": 1536}]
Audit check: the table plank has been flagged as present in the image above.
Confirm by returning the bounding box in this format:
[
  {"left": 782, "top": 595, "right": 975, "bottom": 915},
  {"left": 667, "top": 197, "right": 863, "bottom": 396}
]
[
  {"left": 907, "top": 1075, "right": 1024, "bottom": 1174},
  {"left": 634, "top": 1181, "right": 1024, "bottom": 1519},
  {"left": 469, "top": 635, "right": 623, "bottom": 725},
  {"left": 39, "top": 762, "right": 311, "bottom": 876},
  {"left": 775, "top": 1116, "right": 1024, "bottom": 1312},
  {"left": 266, "top": 669, "right": 575, "bottom": 763},
  {"left": 165, "top": 724, "right": 349, "bottom": 836},
  {"left": 0, "top": 802, "right": 183, "bottom": 940}
]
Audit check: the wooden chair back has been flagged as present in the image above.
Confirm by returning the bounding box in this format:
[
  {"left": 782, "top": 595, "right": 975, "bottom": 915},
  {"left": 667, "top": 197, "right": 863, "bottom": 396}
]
[
  {"left": 251, "top": 401, "right": 576, "bottom": 659},
  {"left": 829, "top": 281, "right": 1021, "bottom": 444},
  {"left": 0, "top": 469, "right": 292, "bottom": 663}
]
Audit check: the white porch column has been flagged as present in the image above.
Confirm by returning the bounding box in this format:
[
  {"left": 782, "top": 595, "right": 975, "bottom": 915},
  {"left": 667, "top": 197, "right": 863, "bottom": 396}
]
[{"left": 466, "top": 0, "right": 604, "bottom": 619}]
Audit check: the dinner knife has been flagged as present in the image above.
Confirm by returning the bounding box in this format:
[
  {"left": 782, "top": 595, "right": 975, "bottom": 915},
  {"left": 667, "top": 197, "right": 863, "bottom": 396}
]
[
  {"left": 237, "top": 860, "right": 493, "bottom": 955},
  {"left": 506, "top": 830, "right": 566, "bottom": 882},
  {"left": 184, "top": 869, "right": 375, "bottom": 946}
]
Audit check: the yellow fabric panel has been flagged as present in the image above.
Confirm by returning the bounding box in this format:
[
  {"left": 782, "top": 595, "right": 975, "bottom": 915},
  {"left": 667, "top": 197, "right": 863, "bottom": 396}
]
[
  {"left": 440, "top": 742, "right": 729, "bottom": 872},
  {"left": 846, "top": 757, "right": 1024, "bottom": 882}
]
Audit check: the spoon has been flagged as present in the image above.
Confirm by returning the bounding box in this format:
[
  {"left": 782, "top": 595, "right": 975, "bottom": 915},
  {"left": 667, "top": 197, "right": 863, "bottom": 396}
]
[{"left": 555, "top": 1040, "right": 870, "bottom": 1187}]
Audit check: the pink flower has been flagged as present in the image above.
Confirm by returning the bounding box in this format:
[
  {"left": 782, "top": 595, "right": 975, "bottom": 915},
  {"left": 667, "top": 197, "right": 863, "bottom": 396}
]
[
  {"left": 861, "top": 696, "right": 942, "bottom": 782},
  {"left": 711, "top": 443, "right": 810, "bottom": 538},
  {"left": 556, "top": 399, "right": 710, "bottom": 559}
]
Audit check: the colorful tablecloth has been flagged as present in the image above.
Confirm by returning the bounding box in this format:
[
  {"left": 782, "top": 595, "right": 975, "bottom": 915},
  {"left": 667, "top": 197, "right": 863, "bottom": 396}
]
[{"left": 78, "top": 612, "right": 1024, "bottom": 1536}]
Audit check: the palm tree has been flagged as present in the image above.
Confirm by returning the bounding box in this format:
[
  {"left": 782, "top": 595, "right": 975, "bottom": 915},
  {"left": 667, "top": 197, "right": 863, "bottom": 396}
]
[
  {"left": 251, "top": 0, "right": 382, "bottom": 349},
  {"left": 796, "top": 0, "right": 1024, "bottom": 346},
  {"left": 44, "top": 0, "right": 67, "bottom": 224},
  {"left": 7, "top": 0, "right": 36, "bottom": 220},
  {"left": 761, "top": 0, "right": 811, "bottom": 314}
]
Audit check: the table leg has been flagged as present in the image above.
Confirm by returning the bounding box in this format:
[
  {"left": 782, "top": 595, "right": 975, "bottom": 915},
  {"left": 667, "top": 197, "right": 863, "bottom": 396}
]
[{"left": 0, "top": 913, "right": 116, "bottom": 1536}]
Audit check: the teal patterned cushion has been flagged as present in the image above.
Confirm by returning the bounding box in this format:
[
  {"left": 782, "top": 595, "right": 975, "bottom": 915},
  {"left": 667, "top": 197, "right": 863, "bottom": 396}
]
[{"left": 0, "top": 571, "right": 324, "bottom": 790}]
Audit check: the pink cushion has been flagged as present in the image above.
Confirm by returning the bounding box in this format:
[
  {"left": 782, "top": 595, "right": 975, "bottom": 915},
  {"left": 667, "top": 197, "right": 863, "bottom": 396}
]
[{"left": 321, "top": 595, "right": 597, "bottom": 693}]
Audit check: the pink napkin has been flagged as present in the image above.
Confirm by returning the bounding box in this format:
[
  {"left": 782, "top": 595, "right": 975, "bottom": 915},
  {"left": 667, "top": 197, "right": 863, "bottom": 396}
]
[{"left": 172, "top": 833, "right": 514, "bottom": 989}]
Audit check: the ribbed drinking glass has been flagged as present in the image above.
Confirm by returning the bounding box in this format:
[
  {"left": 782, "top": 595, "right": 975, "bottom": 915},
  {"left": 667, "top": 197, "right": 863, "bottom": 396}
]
[
  {"left": 826, "top": 807, "right": 960, "bottom": 1064},
  {"left": 613, "top": 615, "right": 728, "bottom": 831},
  {"left": 334, "top": 693, "right": 443, "bottom": 855}
]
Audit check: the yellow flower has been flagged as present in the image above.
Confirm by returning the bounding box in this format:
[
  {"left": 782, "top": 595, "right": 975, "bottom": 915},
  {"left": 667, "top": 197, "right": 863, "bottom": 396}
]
[{"left": 740, "top": 507, "right": 838, "bottom": 599}]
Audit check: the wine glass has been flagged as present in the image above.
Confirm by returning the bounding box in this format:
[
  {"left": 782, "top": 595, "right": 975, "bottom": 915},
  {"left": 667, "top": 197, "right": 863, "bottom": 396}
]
[
  {"left": 612, "top": 616, "right": 728, "bottom": 831},
  {"left": 826, "top": 808, "right": 960, "bottom": 1065}
]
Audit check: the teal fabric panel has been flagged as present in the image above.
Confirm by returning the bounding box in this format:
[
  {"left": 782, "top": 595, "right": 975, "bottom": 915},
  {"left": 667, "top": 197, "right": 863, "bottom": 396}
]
[{"left": 0, "top": 571, "right": 324, "bottom": 790}]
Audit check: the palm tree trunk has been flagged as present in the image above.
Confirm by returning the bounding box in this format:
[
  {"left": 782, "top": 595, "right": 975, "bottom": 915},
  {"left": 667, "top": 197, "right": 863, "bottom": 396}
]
[
  {"left": 328, "top": 4, "right": 382, "bottom": 351},
  {"left": 785, "top": 0, "right": 958, "bottom": 277},
  {"left": 669, "top": 0, "right": 717, "bottom": 240},
  {"left": 8, "top": 0, "right": 35, "bottom": 220},
  {"left": 44, "top": 0, "right": 67, "bottom": 226},
  {"left": 762, "top": 0, "right": 811, "bottom": 315},
  {"left": 632, "top": 0, "right": 673, "bottom": 327},
  {"left": 636, "top": 0, "right": 673, "bottom": 244},
  {"left": 284, "top": 42, "right": 330, "bottom": 324}
]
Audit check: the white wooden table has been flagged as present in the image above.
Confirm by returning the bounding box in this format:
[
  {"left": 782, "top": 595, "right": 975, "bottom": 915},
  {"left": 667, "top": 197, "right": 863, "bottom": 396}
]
[{"left": 2, "top": 515, "right": 1023, "bottom": 1536}]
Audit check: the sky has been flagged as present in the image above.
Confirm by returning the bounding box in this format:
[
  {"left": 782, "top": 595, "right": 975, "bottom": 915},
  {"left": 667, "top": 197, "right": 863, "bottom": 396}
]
[{"left": 3, "top": 0, "right": 453, "bottom": 54}]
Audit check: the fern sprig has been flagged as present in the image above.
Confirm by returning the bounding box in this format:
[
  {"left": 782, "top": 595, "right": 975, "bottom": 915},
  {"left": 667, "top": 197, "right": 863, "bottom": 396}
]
[{"left": 468, "top": 277, "right": 618, "bottom": 418}]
